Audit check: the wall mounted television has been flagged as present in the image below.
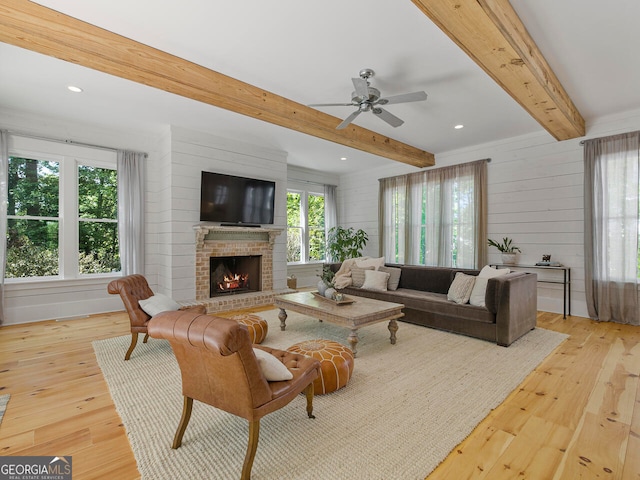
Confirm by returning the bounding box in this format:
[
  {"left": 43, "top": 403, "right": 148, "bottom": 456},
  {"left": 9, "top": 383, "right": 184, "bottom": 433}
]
[{"left": 200, "top": 171, "right": 275, "bottom": 226}]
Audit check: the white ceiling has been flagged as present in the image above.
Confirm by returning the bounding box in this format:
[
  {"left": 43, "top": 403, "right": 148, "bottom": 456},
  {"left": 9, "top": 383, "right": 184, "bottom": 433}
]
[{"left": 2, "top": 1, "right": 640, "bottom": 173}]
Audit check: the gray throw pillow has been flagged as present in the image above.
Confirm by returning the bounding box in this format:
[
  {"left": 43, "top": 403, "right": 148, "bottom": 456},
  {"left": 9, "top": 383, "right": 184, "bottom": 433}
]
[
  {"left": 379, "top": 266, "right": 401, "bottom": 290},
  {"left": 351, "top": 266, "right": 374, "bottom": 287}
]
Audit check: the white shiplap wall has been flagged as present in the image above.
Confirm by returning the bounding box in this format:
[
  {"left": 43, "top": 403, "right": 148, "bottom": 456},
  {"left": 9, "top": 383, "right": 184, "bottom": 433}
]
[
  {"left": 338, "top": 109, "right": 640, "bottom": 318},
  {"left": 161, "top": 126, "right": 289, "bottom": 301}
]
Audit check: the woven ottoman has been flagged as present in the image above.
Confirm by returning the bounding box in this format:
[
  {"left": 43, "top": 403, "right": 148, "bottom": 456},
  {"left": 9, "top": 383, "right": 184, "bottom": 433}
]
[
  {"left": 287, "top": 339, "right": 354, "bottom": 394},
  {"left": 229, "top": 314, "right": 268, "bottom": 344}
]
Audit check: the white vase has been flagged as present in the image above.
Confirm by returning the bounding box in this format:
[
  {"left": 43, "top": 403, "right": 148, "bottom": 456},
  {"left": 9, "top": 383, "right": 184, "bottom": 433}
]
[
  {"left": 501, "top": 253, "right": 517, "bottom": 265},
  {"left": 317, "top": 280, "right": 328, "bottom": 296},
  {"left": 324, "top": 287, "right": 337, "bottom": 299}
]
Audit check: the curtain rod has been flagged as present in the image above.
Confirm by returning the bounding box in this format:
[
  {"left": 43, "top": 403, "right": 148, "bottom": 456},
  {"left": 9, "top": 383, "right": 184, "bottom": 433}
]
[
  {"left": 6, "top": 130, "right": 148, "bottom": 157},
  {"left": 288, "top": 177, "right": 337, "bottom": 188}
]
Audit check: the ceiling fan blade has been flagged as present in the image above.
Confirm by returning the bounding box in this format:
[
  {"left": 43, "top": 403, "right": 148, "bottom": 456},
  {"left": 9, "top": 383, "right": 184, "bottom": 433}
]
[
  {"left": 308, "top": 102, "right": 355, "bottom": 107},
  {"left": 352, "top": 77, "right": 370, "bottom": 99},
  {"left": 336, "top": 110, "right": 362, "bottom": 130},
  {"left": 373, "top": 108, "right": 404, "bottom": 128},
  {"left": 377, "top": 91, "right": 427, "bottom": 105}
]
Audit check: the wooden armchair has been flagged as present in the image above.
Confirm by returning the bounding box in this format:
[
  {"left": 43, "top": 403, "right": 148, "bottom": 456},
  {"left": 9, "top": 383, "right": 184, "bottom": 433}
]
[
  {"left": 147, "top": 310, "right": 320, "bottom": 480},
  {"left": 107, "top": 274, "right": 206, "bottom": 360}
]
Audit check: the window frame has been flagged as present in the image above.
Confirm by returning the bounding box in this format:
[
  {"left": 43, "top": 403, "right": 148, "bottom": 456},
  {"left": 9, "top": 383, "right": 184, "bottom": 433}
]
[
  {"left": 7, "top": 136, "right": 119, "bottom": 283},
  {"left": 286, "top": 186, "right": 325, "bottom": 265}
]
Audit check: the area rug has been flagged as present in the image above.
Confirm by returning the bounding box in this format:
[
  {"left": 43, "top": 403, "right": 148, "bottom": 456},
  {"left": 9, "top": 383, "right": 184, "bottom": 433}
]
[
  {"left": 93, "top": 309, "right": 568, "bottom": 480},
  {"left": 0, "top": 394, "right": 9, "bottom": 428}
]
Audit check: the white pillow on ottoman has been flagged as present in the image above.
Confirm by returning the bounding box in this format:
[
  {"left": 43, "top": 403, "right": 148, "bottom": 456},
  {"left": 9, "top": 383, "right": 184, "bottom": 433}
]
[
  {"left": 139, "top": 293, "right": 181, "bottom": 317},
  {"left": 253, "top": 348, "right": 293, "bottom": 381},
  {"left": 469, "top": 266, "right": 510, "bottom": 307}
]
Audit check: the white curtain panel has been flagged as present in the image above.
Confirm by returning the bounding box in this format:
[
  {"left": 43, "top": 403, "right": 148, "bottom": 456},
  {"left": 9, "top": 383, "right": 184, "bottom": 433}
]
[
  {"left": 380, "top": 160, "right": 487, "bottom": 268},
  {"left": 117, "top": 150, "right": 146, "bottom": 276},
  {"left": 324, "top": 184, "right": 337, "bottom": 257},
  {"left": 584, "top": 132, "right": 640, "bottom": 325},
  {"left": 0, "top": 131, "right": 8, "bottom": 325}
]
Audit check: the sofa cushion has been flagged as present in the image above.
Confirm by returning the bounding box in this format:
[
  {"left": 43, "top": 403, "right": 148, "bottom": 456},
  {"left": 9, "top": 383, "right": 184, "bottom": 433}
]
[
  {"left": 341, "top": 286, "right": 495, "bottom": 324},
  {"left": 351, "top": 266, "right": 374, "bottom": 287},
  {"left": 356, "top": 256, "right": 385, "bottom": 270},
  {"left": 469, "top": 266, "right": 510, "bottom": 307},
  {"left": 447, "top": 272, "right": 476, "bottom": 304},
  {"left": 396, "top": 265, "right": 455, "bottom": 293},
  {"left": 379, "top": 266, "right": 402, "bottom": 291},
  {"left": 362, "top": 269, "right": 390, "bottom": 291}
]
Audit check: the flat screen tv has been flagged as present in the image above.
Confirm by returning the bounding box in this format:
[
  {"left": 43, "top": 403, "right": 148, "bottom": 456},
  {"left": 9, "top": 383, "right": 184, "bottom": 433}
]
[{"left": 200, "top": 171, "right": 275, "bottom": 225}]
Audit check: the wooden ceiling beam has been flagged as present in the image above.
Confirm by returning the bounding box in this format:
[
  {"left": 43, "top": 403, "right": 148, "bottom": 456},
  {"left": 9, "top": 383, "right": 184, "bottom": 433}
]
[
  {"left": 411, "top": 0, "right": 585, "bottom": 140},
  {"left": 0, "top": 0, "right": 435, "bottom": 168}
]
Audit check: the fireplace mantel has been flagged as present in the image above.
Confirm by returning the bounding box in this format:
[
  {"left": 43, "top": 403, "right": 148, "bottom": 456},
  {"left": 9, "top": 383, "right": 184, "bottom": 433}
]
[{"left": 194, "top": 225, "right": 283, "bottom": 249}]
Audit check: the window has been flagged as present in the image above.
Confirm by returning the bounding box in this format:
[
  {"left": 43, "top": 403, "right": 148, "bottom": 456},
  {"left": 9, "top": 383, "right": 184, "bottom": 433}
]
[
  {"left": 78, "top": 165, "right": 119, "bottom": 274},
  {"left": 7, "top": 138, "right": 119, "bottom": 280},
  {"left": 380, "top": 160, "right": 486, "bottom": 269},
  {"left": 287, "top": 189, "right": 325, "bottom": 263},
  {"left": 7, "top": 157, "right": 60, "bottom": 277}
]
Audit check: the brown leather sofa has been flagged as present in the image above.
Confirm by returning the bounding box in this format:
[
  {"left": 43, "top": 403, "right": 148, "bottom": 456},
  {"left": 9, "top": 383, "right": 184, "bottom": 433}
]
[
  {"left": 147, "top": 310, "right": 321, "bottom": 480},
  {"left": 328, "top": 263, "right": 538, "bottom": 346}
]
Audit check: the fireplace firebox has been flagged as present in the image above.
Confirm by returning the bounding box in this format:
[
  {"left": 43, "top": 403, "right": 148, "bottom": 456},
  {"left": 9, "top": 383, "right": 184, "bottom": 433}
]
[{"left": 210, "top": 255, "right": 262, "bottom": 297}]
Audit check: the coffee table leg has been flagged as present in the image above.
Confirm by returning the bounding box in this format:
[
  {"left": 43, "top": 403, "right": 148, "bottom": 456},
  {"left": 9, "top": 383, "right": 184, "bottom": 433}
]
[
  {"left": 348, "top": 329, "right": 359, "bottom": 357},
  {"left": 388, "top": 319, "right": 398, "bottom": 345},
  {"left": 278, "top": 308, "right": 287, "bottom": 331}
]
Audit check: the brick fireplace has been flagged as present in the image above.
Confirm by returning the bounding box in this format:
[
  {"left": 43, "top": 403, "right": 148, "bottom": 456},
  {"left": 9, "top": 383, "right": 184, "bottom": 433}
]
[{"left": 194, "top": 225, "right": 284, "bottom": 312}]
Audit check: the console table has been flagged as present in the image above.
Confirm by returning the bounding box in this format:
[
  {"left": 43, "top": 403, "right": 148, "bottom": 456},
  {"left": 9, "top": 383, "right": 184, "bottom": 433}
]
[{"left": 490, "top": 264, "right": 571, "bottom": 318}]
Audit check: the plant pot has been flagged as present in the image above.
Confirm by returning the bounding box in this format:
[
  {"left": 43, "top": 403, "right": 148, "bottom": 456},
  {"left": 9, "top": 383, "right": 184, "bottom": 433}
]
[{"left": 501, "top": 253, "right": 517, "bottom": 265}]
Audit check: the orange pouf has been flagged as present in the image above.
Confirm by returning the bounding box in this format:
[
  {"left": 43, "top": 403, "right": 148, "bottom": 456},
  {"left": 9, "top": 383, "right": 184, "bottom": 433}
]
[
  {"left": 287, "top": 339, "right": 354, "bottom": 394},
  {"left": 229, "top": 314, "right": 268, "bottom": 344}
]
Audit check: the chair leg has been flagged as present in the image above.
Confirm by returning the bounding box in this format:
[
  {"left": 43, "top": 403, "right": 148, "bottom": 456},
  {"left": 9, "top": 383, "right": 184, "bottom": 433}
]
[
  {"left": 143, "top": 333, "right": 150, "bottom": 343},
  {"left": 305, "top": 382, "right": 316, "bottom": 419},
  {"left": 124, "top": 332, "right": 139, "bottom": 361},
  {"left": 241, "top": 420, "right": 260, "bottom": 480},
  {"left": 172, "top": 396, "right": 193, "bottom": 449}
]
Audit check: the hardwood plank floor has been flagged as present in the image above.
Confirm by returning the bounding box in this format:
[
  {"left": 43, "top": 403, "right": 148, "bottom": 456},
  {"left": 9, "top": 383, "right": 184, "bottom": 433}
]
[{"left": 0, "top": 309, "right": 638, "bottom": 479}]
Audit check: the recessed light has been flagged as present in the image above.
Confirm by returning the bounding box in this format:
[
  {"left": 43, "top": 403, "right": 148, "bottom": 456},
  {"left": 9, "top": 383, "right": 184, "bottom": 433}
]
[
  {"left": 454, "top": 124, "right": 464, "bottom": 129},
  {"left": 67, "top": 85, "right": 83, "bottom": 93},
  {"left": 340, "top": 157, "right": 347, "bottom": 161}
]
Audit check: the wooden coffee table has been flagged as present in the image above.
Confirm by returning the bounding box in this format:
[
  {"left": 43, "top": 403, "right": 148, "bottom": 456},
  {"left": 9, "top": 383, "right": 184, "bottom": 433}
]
[{"left": 274, "top": 291, "right": 404, "bottom": 357}]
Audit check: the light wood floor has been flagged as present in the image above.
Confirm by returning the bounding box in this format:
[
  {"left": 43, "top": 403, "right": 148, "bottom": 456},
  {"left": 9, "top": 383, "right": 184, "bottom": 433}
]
[{"left": 0, "top": 308, "right": 638, "bottom": 479}]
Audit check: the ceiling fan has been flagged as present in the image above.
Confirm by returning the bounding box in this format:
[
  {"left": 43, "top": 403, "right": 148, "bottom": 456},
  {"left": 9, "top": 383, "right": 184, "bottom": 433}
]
[{"left": 308, "top": 68, "right": 428, "bottom": 130}]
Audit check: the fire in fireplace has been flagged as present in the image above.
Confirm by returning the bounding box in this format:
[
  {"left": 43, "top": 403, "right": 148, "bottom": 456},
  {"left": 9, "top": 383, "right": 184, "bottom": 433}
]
[{"left": 210, "top": 255, "right": 262, "bottom": 297}]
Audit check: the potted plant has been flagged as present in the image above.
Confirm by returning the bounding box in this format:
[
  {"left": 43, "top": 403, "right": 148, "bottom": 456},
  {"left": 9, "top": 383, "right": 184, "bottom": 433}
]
[
  {"left": 317, "top": 264, "right": 335, "bottom": 296},
  {"left": 487, "top": 237, "right": 521, "bottom": 265},
  {"left": 326, "top": 226, "right": 369, "bottom": 263}
]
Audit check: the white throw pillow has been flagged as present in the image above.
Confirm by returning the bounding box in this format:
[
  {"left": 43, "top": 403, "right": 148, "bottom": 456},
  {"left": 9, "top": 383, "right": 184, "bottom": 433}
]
[
  {"left": 355, "top": 256, "right": 385, "bottom": 270},
  {"left": 361, "top": 269, "right": 390, "bottom": 291},
  {"left": 447, "top": 272, "right": 476, "bottom": 304},
  {"left": 138, "top": 293, "right": 181, "bottom": 317},
  {"left": 253, "top": 348, "right": 293, "bottom": 381},
  {"left": 379, "top": 266, "right": 402, "bottom": 291},
  {"left": 469, "top": 266, "right": 510, "bottom": 307}
]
